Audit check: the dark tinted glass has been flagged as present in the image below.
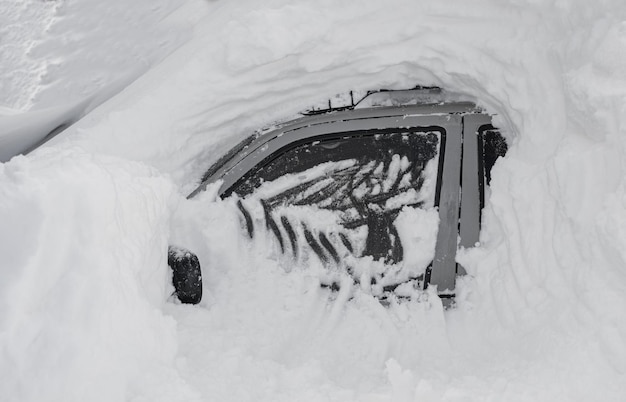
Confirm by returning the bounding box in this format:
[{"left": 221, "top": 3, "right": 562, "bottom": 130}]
[
  {"left": 230, "top": 129, "right": 441, "bottom": 201},
  {"left": 478, "top": 128, "right": 508, "bottom": 210},
  {"left": 229, "top": 129, "right": 442, "bottom": 267},
  {"left": 481, "top": 129, "right": 507, "bottom": 185}
]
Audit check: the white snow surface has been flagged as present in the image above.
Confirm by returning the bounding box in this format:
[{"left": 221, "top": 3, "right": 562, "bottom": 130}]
[{"left": 2, "top": 0, "right": 626, "bottom": 401}]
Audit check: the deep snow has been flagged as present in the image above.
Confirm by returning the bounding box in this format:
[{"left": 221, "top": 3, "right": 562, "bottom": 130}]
[{"left": 2, "top": 0, "right": 626, "bottom": 401}]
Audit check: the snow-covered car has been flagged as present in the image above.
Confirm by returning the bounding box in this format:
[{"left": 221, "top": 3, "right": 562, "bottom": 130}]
[{"left": 169, "top": 88, "right": 507, "bottom": 306}]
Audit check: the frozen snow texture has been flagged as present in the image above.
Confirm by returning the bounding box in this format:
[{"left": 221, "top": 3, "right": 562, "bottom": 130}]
[
  {"left": 0, "top": 0, "right": 194, "bottom": 162},
  {"left": 0, "top": 149, "right": 198, "bottom": 402},
  {"left": 2, "top": 0, "right": 626, "bottom": 401}
]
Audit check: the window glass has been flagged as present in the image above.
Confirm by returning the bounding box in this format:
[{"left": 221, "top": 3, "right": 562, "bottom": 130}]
[
  {"left": 478, "top": 128, "right": 508, "bottom": 210},
  {"left": 481, "top": 129, "right": 507, "bottom": 185},
  {"left": 230, "top": 129, "right": 443, "bottom": 292}
]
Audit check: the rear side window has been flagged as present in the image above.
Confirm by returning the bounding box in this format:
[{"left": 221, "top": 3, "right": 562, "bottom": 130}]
[{"left": 478, "top": 128, "right": 508, "bottom": 209}]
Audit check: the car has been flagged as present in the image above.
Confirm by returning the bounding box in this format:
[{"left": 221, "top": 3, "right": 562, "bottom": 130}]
[{"left": 168, "top": 87, "right": 507, "bottom": 307}]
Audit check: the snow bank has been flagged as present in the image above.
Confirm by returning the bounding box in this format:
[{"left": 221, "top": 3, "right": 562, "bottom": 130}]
[
  {"left": 0, "top": 0, "right": 192, "bottom": 113},
  {"left": 0, "top": 0, "right": 196, "bottom": 162},
  {"left": 0, "top": 148, "right": 198, "bottom": 402}
]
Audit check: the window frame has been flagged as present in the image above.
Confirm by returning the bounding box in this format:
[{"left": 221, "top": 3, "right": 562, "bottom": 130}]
[{"left": 189, "top": 102, "right": 493, "bottom": 304}]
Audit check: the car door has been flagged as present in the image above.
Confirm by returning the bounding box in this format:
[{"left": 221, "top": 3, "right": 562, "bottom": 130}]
[{"left": 176, "top": 102, "right": 505, "bottom": 306}]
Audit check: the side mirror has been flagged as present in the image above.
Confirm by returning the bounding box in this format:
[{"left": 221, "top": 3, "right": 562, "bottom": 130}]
[{"left": 167, "top": 246, "right": 202, "bottom": 304}]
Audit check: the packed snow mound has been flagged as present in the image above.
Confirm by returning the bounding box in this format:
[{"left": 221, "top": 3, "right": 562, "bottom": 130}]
[
  {"left": 2, "top": 0, "right": 626, "bottom": 401},
  {"left": 0, "top": 149, "right": 200, "bottom": 402}
]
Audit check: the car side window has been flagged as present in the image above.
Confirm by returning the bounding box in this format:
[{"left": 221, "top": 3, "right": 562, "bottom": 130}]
[{"left": 227, "top": 129, "right": 443, "bottom": 267}]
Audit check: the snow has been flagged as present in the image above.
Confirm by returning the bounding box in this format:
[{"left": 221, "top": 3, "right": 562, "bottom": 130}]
[
  {"left": 0, "top": 0, "right": 196, "bottom": 162},
  {"left": 0, "top": 149, "right": 197, "bottom": 402},
  {"left": 2, "top": 0, "right": 626, "bottom": 401}
]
